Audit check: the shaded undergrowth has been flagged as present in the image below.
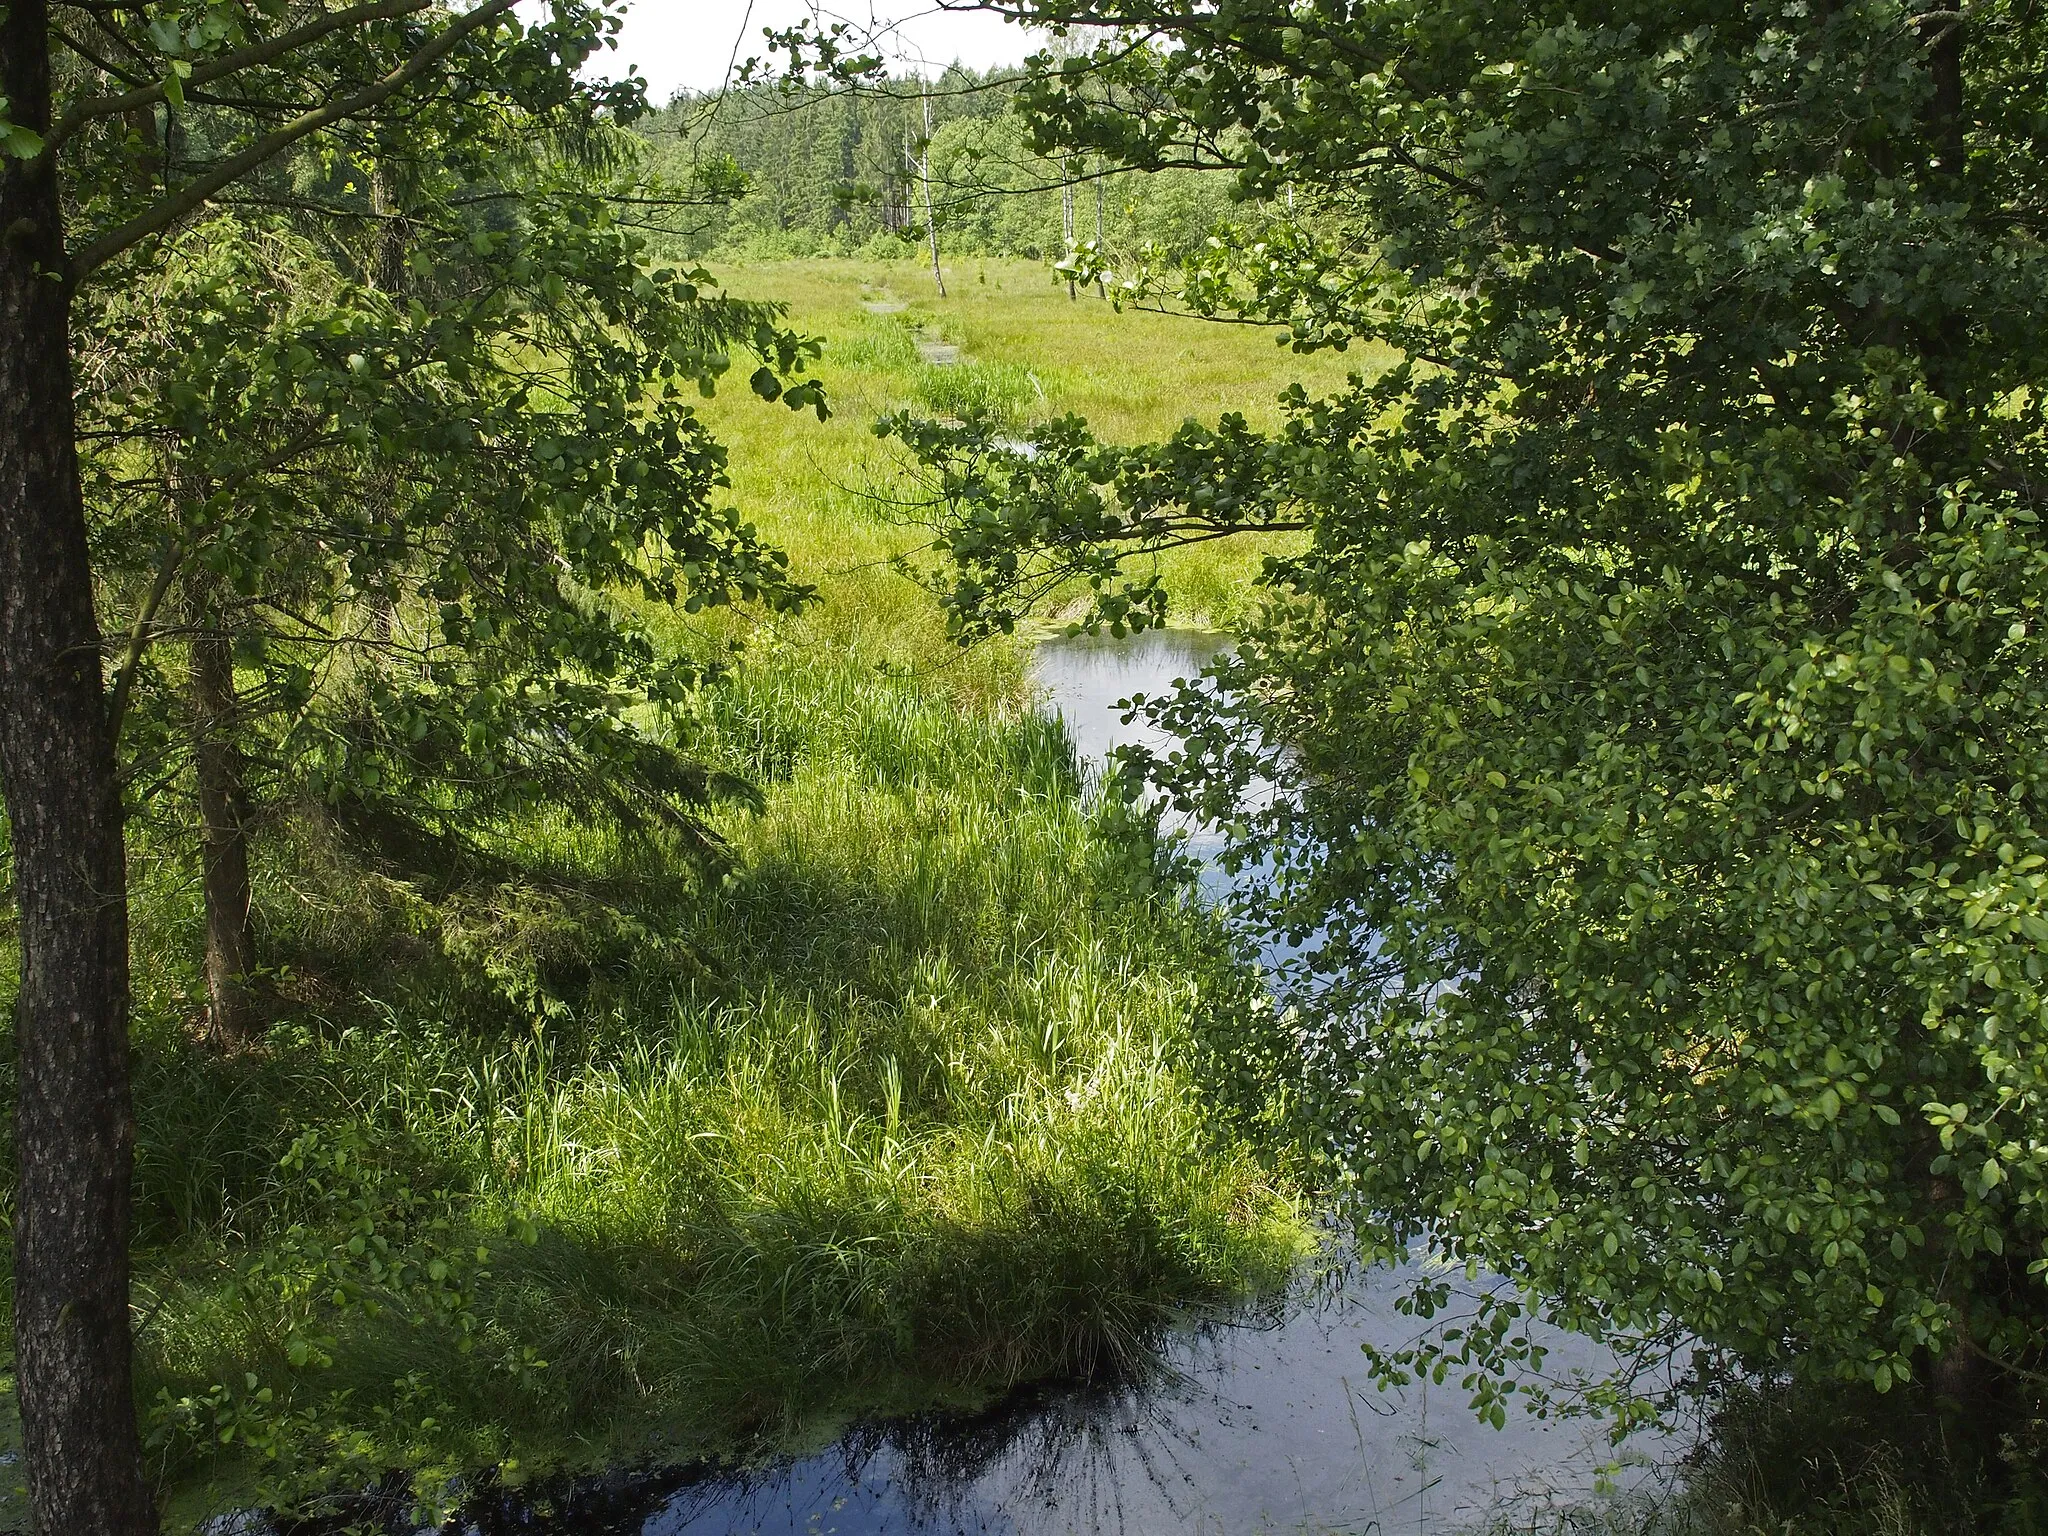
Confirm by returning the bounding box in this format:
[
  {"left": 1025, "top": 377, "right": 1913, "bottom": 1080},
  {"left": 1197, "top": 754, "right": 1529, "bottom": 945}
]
[
  {"left": 112, "top": 637, "right": 1304, "bottom": 1524},
  {"left": 1489, "top": 1379, "right": 2048, "bottom": 1536}
]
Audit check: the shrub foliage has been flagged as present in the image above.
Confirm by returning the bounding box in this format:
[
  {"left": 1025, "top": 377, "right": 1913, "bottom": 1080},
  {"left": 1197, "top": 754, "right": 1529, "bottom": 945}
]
[{"left": 893, "top": 0, "right": 2048, "bottom": 1405}]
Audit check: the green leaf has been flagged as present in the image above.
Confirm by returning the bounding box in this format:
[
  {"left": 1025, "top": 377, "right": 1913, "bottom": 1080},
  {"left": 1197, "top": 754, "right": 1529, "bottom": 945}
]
[{"left": 1, "top": 122, "right": 45, "bottom": 160}]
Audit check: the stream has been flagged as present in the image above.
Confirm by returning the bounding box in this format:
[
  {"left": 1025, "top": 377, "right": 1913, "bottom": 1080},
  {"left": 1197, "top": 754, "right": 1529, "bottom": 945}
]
[
  {"left": 275, "top": 630, "right": 1686, "bottom": 1536},
  {"left": 401, "top": 1263, "right": 1676, "bottom": 1535}
]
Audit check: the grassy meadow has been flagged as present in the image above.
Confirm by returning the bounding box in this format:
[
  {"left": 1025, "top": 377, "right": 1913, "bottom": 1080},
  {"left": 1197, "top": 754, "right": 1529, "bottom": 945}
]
[
  {"left": 680, "top": 257, "right": 1367, "bottom": 636},
  {"left": 60, "top": 257, "right": 1373, "bottom": 1523}
]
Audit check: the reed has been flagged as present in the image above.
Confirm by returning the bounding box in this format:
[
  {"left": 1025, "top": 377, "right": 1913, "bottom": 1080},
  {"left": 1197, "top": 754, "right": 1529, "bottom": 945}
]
[{"left": 99, "top": 256, "right": 1336, "bottom": 1523}]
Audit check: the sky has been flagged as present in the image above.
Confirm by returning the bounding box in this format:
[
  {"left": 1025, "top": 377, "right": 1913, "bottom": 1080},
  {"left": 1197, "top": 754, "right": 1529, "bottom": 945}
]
[{"left": 597, "top": 0, "right": 1041, "bottom": 100}]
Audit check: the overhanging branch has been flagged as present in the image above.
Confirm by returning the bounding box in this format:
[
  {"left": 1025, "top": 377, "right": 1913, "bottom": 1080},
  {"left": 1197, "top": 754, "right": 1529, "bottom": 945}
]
[
  {"left": 70, "top": 0, "right": 518, "bottom": 279},
  {"left": 40, "top": 0, "right": 433, "bottom": 163}
]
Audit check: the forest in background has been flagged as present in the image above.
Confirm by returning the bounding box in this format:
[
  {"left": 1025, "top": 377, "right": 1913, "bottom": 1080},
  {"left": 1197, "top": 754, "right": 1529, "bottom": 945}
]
[{"left": 636, "top": 73, "right": 1240, "bottom": 262}]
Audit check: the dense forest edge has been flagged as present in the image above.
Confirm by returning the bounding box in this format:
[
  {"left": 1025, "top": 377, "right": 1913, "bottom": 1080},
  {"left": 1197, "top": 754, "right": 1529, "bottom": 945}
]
[{"left": 634, "top": 71, "right": 1241, "bottom": 264}]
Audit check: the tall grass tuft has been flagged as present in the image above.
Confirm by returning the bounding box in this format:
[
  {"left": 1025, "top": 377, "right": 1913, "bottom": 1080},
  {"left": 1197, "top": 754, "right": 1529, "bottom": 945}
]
[
  {"left": 915, "top": 359, "right": 1042, "bottom": 423},
  {"left": 123, "top": 640, "right": 1305, "bottom": 1522},
  {"left": 9, "top": 256, "right": 1345, "bottom": 1526}
]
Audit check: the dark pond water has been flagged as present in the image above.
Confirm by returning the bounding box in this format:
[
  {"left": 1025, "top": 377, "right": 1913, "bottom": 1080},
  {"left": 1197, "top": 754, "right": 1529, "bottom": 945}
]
[
  {"left": 254, "top": 630, "right": 1685, "bottom": 1536},
  {"left": 278, "top": 1260, "right": 1674, "bottom": 1536}
]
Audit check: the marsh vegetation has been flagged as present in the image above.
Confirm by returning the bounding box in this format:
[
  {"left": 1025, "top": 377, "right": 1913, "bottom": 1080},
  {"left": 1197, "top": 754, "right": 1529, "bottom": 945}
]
[
  {"left": 33, "top": 262, "right": 1355, "bottom": 1526},
  {"left": 5, "top": 6, "right": 2048, "bottom": 1533}
]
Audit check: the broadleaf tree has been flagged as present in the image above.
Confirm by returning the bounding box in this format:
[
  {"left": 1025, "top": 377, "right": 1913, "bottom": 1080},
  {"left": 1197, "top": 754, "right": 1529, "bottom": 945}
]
[
  {"left": 885, "top": 0, "right": 2048, "bottom": 1423},
  {"left": 1, "top": 3, "right": 817, "bottom": 1527},
  {"left": 85, "top": 149, "right": 820, "bottom": 1044}
]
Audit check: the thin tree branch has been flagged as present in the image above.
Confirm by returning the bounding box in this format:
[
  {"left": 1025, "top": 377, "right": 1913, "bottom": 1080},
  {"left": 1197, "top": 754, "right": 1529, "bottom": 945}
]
[
  {"left": 41, "top": 0, "right": 433, "bottom": 162},
  {"left": 105, "top": 532, "right": 184, "bottom": 745},
  {"left": 70, "top": 0, "right": 518, "bottom": 279},
  {"left": 48, "top": 24, "right": 153, "bottom": 92}
]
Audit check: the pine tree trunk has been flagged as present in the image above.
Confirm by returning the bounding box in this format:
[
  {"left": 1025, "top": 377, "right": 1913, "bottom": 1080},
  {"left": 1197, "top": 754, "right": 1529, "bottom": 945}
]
[
  {"left": 0, "top": 7, "right": 158, "bottom": 1532},
  {"left": 191, "top": 619, "right": 259, "bottom": 1045}
]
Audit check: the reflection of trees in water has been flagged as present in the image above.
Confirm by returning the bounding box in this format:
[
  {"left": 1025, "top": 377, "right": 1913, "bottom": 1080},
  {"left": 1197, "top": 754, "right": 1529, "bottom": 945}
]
[
  {"left": 274, "top": 1247, "right": 1678, "bottom": 1536},
  {"left": 461, "top": 1464, "right": 701, "bottom": 1533},
  {"left": 277, "top": 1460, "right": 706, "bottom": 1535},
  {"left": 452, "top": 1330, "right": 1247, "bottom": 1535},
  {"left": 879, "top": 1288, "right": 1314, "bottom": 1535},
  {"left": 283, "top": 1264, "right": 1375, "bottom": 1536},
  {"left": 886, "top": 1363, "right": 1205, "bottom": 1533}
]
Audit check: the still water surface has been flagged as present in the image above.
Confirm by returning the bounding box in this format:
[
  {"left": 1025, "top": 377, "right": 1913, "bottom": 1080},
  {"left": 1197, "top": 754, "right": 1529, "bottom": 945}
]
[
  {"left": 286, "top": 631, "right": 1682, "bottom": 1536},
  {"left": 414, "top": 1261, "right": 1668, "bottom": 1534}
]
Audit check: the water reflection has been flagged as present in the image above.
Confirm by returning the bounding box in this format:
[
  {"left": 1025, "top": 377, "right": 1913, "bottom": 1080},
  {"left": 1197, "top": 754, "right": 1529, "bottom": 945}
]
[
  {"left": 288, "top": 1260, "right": 1669, "bottom": 1535},
  {"left": 276, "top": 629, "right": 1681, "bottom": 1536},
  {"left": 1027, "top": 627, "right": 1232, "bottom": 772},
  {"left": 1029, "top": 627, "right": 1317, "bottom": 971},
  {"left": 1028, "top": 628, "right": 1241, "bottom": 903}
]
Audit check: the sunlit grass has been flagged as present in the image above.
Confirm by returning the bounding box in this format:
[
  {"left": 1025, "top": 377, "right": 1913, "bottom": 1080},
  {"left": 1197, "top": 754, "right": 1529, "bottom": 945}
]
[
  {"left": 111, "top": 255, "right": 1347, "bottom": 1523},
  {"left": 130, "top": 652, "right": 1309, "bottom": 1519},
  {"left": 686, "top": 256, "right": 1385, "bottom": 634}
]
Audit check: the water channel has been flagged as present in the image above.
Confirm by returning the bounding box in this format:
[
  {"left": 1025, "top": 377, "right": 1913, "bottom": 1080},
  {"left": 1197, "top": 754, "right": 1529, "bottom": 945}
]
[{"left": 281, "top": 630, "right": 1685, "bottom": 1536}]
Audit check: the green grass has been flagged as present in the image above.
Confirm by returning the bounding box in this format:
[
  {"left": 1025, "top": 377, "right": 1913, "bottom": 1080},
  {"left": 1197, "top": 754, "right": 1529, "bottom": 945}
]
[
  {"left": 126, "top": 675, "right": 1306, "bottom": 1521},
  {"left": 90, "top": 255, "right": 1345, "bottom": 1525},
  {"left": 914, "top": 356, "right": 1043, "bottom": 422},
  {"left": 682, "top": 257, "right": 1381, "bottom": 634},
  {"left": 0, "top": 256, "right": 2008, "bottom": 1536},
  {"left": 128, "top": 665, "right": 1306, "bottom": 1518}
]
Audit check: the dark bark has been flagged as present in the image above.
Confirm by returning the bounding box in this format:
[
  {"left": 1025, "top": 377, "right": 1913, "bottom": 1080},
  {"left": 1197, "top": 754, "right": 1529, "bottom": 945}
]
[
  {"left": 1927, "top": 16, "right": 1966, "bottom": 179},
  {"left": 190, "top": 615, "right": 259, "bottom": 1045},
  {"left": 366, "top": 158, "right": 407, "bottom": 645},
  {"left": 0, "top": 7, "right": 158, "bottom": 1533},
  {"left": 370, "top": 159, "right": 409, "bottom": 296}
]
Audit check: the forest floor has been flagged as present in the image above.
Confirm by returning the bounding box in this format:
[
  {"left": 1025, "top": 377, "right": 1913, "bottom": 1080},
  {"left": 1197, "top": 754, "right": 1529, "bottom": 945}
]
[{"left": 64, "top": 257, "right": 1369, "bottom": 1526}]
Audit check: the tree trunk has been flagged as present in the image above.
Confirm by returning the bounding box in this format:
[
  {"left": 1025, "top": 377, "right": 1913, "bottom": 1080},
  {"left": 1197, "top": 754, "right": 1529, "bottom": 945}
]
[
  {"left": 369, "top": 160, "right": 408, "bottom": 297},
  {"left": 920, "top": 91, "right": 945, "bottom": 299},
  {"left": 365, "top": 159, "right": 408, "bottom": 647},
  {"left": 0, "top": 7, "right": 158, "bottom": 1533},
  {"left": 1062, "top": 168, "right": 1077, "bottom": 301},
  {"left": 1927, "top": 15, "right": 1966, "bottom": 178},
  {"left": 1094, "top": 165, "right": 1106, "bottom": 299},
  {"left": 190, "top": 616, "right": 259, "bottom": 1045}
]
